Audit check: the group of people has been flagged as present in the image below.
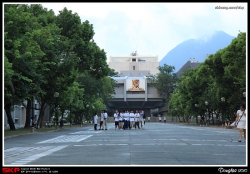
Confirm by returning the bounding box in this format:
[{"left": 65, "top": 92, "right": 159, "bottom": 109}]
[
  {"left": 113, "top": 109, "right": 146, "bottom": 130},
  {"left": 93, "top": 110, "right": 108, "bottom": 131},
  {"left": 93, "top": 109, "right": 146, "bottom": 131}
]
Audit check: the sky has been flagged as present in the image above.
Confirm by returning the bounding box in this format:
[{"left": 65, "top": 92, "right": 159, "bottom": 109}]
[{"left": 28, "top": 3, "right": 247, "bottom": 62}]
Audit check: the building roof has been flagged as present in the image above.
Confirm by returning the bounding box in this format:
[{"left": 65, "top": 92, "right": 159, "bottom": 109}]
[{"left": 176, "top": 58, "right": 201, "bottom": 77}]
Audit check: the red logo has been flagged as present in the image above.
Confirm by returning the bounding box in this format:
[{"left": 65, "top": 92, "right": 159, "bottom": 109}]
[{"left": 2, "top": 168, "right": 21, "bottom": 173}]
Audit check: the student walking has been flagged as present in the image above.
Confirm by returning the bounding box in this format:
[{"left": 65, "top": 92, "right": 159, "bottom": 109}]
[
  {"left": 235, "top": 104, "right": 246, "bottom": 142},
  {"left": 99, "top": 110, "right": 104, "bottom": 130},
  {"left": 200, "top": 115, "right": 205, "bottom": 126},
  {"left": 93, "top": 113, "right": 98, "bottom": 130},
  {"left": 122, "top": 110, "right": 126, "bottom": 130},
  {"left": 130, "top": 110, "right": 135, "bottom": 129},
  {"left": 103, "top": 110, "right": 108, "bottom": 130},
  {"left": 134, "top": 110, "right": 140, "bottom": 129},
  {"left": 119, "top": 110, "right": 123, "bottom": 130},
  {"left": 140, "top": 109, "right": 145, "bottom": 130},
  {"left": 123, "top": 110, "right": 129, "bottom": 130},
  {"left": 114, "top": 110, "right": 119, "bottom": 130}
]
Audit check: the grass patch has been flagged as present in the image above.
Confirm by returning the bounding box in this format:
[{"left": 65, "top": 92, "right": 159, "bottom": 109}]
[{"left": 4, "top": 123, "right": 92, "bottom": 138}]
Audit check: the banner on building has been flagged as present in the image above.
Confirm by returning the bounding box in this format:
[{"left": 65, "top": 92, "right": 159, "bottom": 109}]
[{"left": 126, "top": 79, "right": 145, "bottom": 91}]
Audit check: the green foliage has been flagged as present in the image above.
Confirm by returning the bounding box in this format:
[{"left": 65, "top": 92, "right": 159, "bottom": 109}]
[
  {"left": 168, "top": 31, "right": 246, "bottom": 123},
  {"left": 4, "top": 4, "right": 116, "bottom": 130},
  {"left": 147, "top": 64, "right": 178, "bottom": 103}
]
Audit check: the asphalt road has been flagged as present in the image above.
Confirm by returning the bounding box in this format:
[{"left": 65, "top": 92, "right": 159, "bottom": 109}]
[{"left": 3, "top": 122, "right": 246, "bottom": 166}]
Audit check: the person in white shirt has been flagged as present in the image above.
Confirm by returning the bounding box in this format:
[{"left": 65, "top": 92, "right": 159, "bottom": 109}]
[
  {"left": 99, "top": 110, "right": 104, "bottom": 130},
  {"left": 122, "top": 110, "right": 126, "bottom": 130},
  {"left": 139, "top": 109, "right": 144, "bottom": 130},
  {"left": 93, "top": 113, "right": 98, "bottom": 130},
  {"left": 127, "top": 110, "right": 130, "bottom": 129},
  {"left": 119, "top": 110, "right": 123, "bottom": 130},
  {"left": 235, "top": 104, "right": 246, "bottom": 142},
  {"left": 123, "top": 110, "right": 129, "bottom": 130},
  {"left": 134, "top": 110, "right": 140, "bottom": 129},
  {"left": 103, "top": 110, "right": 108, "bottom": 130},
  {"left": 114, "top": 110, "right": 119, "bottom": 130},
  {"left": 129, "top": 110, "right": 135, "bottom": 129}
]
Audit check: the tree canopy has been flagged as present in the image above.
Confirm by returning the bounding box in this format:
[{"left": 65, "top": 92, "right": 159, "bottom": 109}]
[{"left": 4, "top": 4, "right": 116, "bottom": 130}]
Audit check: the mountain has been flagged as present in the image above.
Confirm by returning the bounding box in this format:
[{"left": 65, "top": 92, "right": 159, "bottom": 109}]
[{"left": 160, "top": 31, "right": 236, "bottom": 72}]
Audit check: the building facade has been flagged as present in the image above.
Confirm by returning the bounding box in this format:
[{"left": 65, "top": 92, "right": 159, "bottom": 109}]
[
  {"left": 109, "top": 51, "right": 159, "bottom": 76},
  {"left": 4, "top": 100, "right": 50, "bottom": 130},
  {"left": 107, "top": 52, "right": 164, "bottom": 117}
]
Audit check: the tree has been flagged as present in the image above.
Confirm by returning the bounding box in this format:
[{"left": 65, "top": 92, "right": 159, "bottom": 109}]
[
  {"left": 147, "top": 64, "right": 178, "bottom": 104},
  {"left": 4, "top": 4, "right": 45, "bottom": 130}
]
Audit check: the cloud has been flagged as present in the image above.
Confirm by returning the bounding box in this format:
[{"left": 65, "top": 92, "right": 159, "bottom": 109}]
[{"left": 32, "top": 3, "right": 247, "bottom": 61}]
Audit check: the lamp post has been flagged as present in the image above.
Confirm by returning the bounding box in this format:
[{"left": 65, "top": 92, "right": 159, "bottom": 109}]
[
  {"left": 221, "top": 97, "right": 225, "bottom": 126},
  {"left": 205, "top": 101, "right": 208, "bottom": 126},
  {"left": 54, "top": 92, "right": 59, "bottom": 130}
]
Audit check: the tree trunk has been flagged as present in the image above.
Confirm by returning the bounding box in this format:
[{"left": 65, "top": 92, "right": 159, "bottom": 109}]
[
  {"left": 37, "top": 102, "right": 47, "bottom": 128},
  {"left": 24, "top": 99, "right": 31, "bottom": 128},
  {"left": 186, "top": 115, "right": 189, "bottom": 124},
  {"left": 4, "top": 103, "right": 16, "bottom": 130},
  {"left": 195, "top": 115, "right": 198, "bottom": 125},
  {"left": 182, "top": 115, "right": 186, "bottom": 122},
  {"left": 177, "top": 115, "right": 181, "bottom": 122}
]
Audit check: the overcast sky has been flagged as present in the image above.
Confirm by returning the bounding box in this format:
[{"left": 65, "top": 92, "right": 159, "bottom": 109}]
[{"left": 32, "top": 3, "right": 247, "bottom": 62}]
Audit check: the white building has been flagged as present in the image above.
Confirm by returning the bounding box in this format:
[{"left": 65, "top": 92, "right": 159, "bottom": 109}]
[
  {"left": 109, "top": 51, "right": 159, "bottom": 75},
  {"left": 4, "top": 99, "right": 41, "bottom": 130},
  {"left": 106, "top": 51, "right": 164, "bottom": 116}
]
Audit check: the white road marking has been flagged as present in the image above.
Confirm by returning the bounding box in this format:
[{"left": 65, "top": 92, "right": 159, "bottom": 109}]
[
  {"left": 4, "top": 146, "right": 68, "bottom": 165},
  {"left": 71, "top": 131, "right": 102, "bottom": 134},
  {"left": 37, "top": 135, "right": 92, "bottom": 143},
  {"left": 214, "top": 154, "right": 227, "bottom": 155},
  {"left": 181, "top": 139, "right": 226, "bottom": 142},
  {"left": 71, "top": 143, "right": 245, "bottom": 147}
]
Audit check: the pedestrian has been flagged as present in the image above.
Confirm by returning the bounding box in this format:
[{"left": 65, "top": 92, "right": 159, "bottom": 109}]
[
  {"left": 200, "top": 115, "right": 205, "bottom": 126},
  {"left": 99, "top": 110, "right": 104, "bottom": 130},
  {"left": 141, "top": 109, "right": 146, "bottom": 128},
  {"left": 164, "top": 116, "right": 166, "bottom": 123},
  {"left": 139, "top": 109, "right": 144, "bottom": 129},
  {"left": 130, "top": 110, "right": 135, "bottom": 129},
  {"left": 103, "top": 110, "right": 108, "bottom": 130},
  {"left": 134, "top": 110, "right": 140, "bottom": 129},
  {"left": 122, "top": 110, "right": 127, "bottom": 130},
  {"left": 93, "top": 113, "right": 98, "bottom": 130},
  {"left": 124, "top": 110, "right": 129, "bottom": 130},
  {"left": 114, "top": 109, "right": 119, "bottom": 130},
  {"left": 30, "top": 118, "right": 33, "bottom": 127},
  {"left": 235, "top": 104, "right": 246, "bottom": 142},
  {"left": 127, "top": 110, "right": 131, "bottom": 129},
  {"left": 119, "top": 110, "right": 123, "bottom": 130},
  {"left": 34, "top": 120, "right": 38, "bottom": 129}
]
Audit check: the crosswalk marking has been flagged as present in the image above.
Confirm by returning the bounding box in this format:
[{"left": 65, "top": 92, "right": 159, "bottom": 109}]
[
  {"left": 36, "top": 135, "right": 92, "bottom": 144},
  {"left": 4, "top": 146, "right": 68, "bottom": 165},
  {"left": 71, "top": 131, "right": 102, "bottom": 134}
]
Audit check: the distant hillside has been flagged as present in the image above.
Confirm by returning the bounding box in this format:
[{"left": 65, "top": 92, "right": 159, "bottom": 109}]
[{"left": 160, "top": 31, "right": 236, "bottom": 72}]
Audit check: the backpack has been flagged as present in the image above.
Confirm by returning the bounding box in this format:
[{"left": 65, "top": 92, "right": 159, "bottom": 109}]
[{"left": 143, "top": 112, "right": 146, "bottom": 119}]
